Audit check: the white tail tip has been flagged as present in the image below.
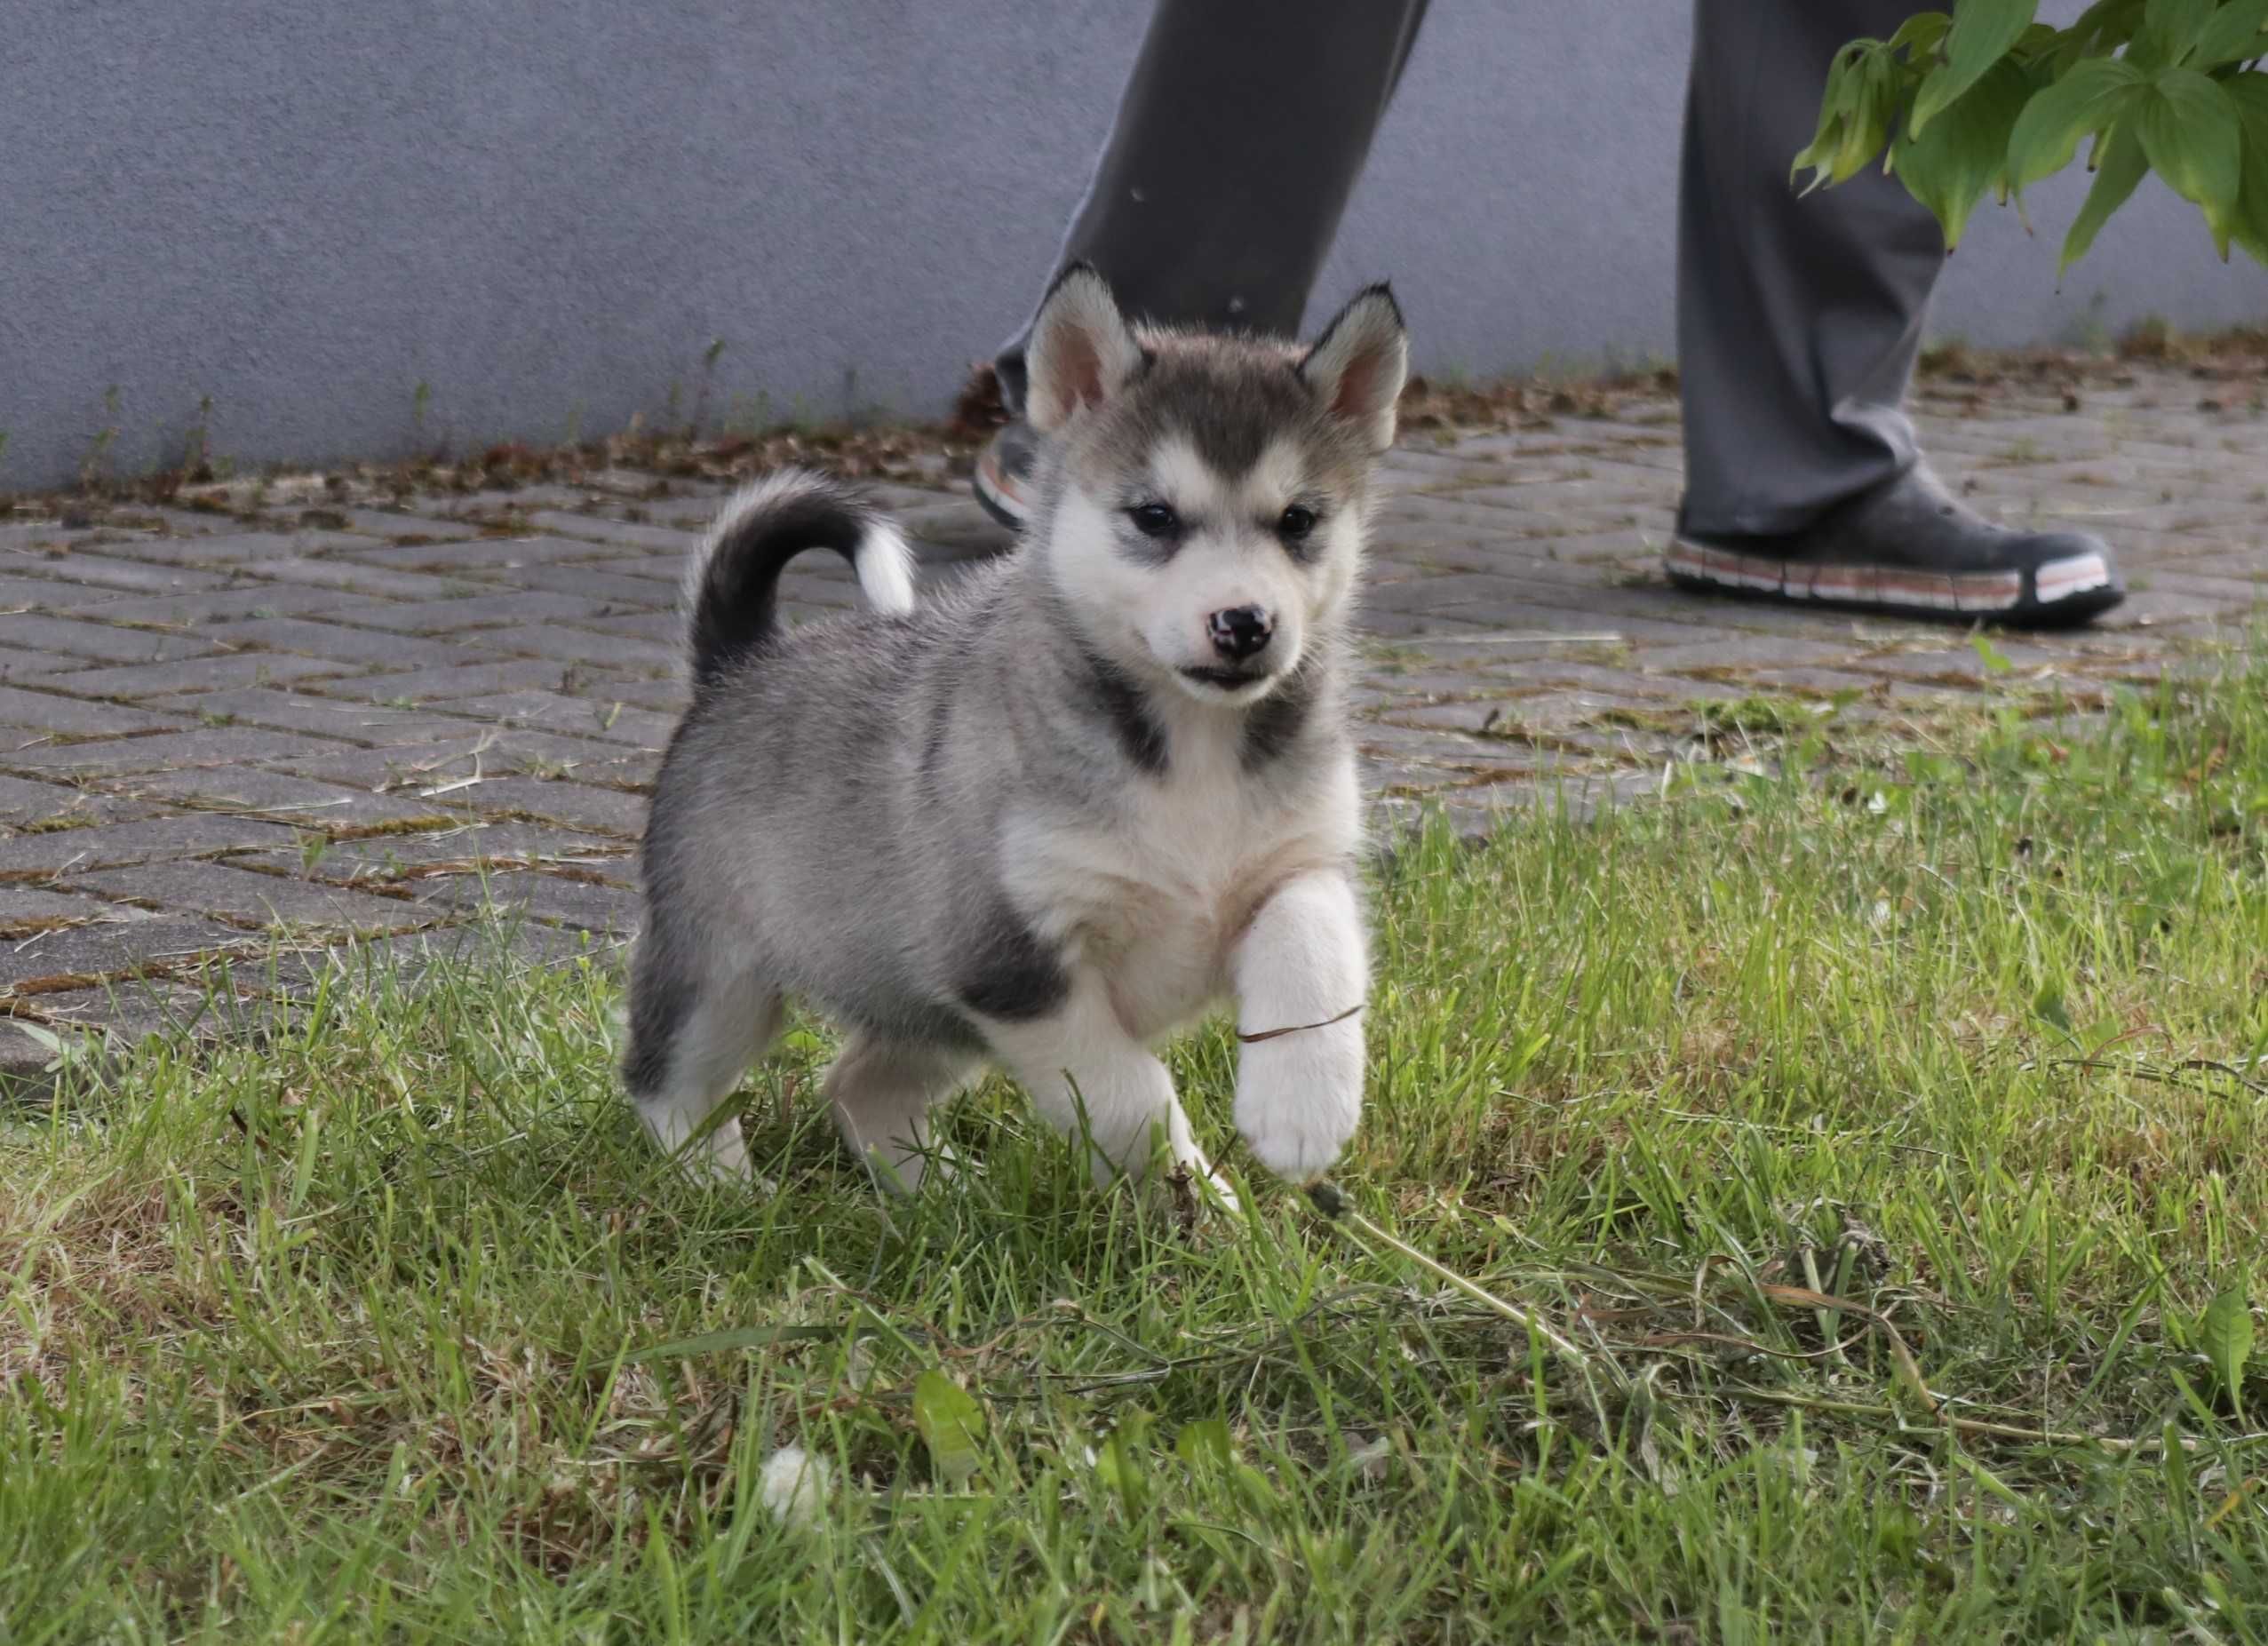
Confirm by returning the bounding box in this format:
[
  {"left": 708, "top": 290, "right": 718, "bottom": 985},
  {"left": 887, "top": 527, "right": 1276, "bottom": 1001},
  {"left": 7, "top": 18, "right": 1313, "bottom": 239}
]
[{"left": 856, "top": 522, "right": 917, "bottom": 616}]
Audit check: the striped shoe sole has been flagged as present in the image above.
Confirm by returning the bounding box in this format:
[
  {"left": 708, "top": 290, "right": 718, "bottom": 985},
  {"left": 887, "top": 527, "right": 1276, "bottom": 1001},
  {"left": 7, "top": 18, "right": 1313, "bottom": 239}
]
[{"left": 1664, "top": 537, "right": 2120, "bottom": 625}]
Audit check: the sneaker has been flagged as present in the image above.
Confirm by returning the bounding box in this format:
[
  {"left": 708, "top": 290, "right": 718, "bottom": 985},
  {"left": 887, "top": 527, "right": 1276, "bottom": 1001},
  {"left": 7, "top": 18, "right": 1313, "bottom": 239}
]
[
  {"left": 973, "top": 419, "right": 1040, "bottom": 531},
  {"left": 1665, "top": 465, "right": 2124, "bottom": 628}
]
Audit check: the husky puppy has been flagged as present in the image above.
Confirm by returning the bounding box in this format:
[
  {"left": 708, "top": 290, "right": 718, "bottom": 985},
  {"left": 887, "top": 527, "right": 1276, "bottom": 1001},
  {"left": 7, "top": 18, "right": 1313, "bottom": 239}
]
[{"left": 624, "top": 266, "right": 1407, "bottom": 1197}]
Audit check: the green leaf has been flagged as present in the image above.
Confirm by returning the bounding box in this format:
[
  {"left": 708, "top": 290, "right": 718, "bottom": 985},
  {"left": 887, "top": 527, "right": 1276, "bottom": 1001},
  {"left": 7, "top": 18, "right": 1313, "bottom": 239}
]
[
  {"left": 2201, "top": 1283, "right": 2255, "bottom": 1419},
  {"left": 1094, "top": 1411, "right": 1154, "bottom": 1516},
  {"left": 1796, "top": 41, "right": 1899, "bottom": 188},
  {"left": 2193, "top": 0, "right": 2268, "bottom": 64},
  {"left": 1889, "top": 11, "right": 1954, "bottom": 58},
  {"left": 2057, "top": 0, "right": 2150, "bottom": 72},
  {"left": 1970, "top": 632, "right": 2015, "bottom": 672},
  {"left": 2136, "top": 68, "right": 2243, "bottom": 250},
  {"left": 1842, "top": 52, "right": 1906, "bottom": 180},
  {"left": 1913, "top": 0, "right": 2041, "bottom": 134},
  {"left": 2221, "top": 71, "right": 2268, "bottom": 263},
  {"left": 912, "top": 1370, "right": 988, "bottom": 1484},
  {"left": 2061, "top": 123, "right": 2151, "bottom": 270},
  {"left": 1174, "top": 1419, "right": 1234, "bottom": 1470},
  {"left": 2143, "top": 0, "right": 2220, "bottom": 60},
  {"left": 10, "top": 1020, "right": 62, "bottom": 1054},
  {"left": 2033, "top": 981, "right": 2073, "bottom": 1031},
  {"left": 2162, "top": 1415, "right": 2195, "bottom": 1496},
  {"left": 2008, "top": 57, "right": 2150, "bottom": 188},
  {"left": 1892, "top": 56, "right": 2034, "bottom": 245}
]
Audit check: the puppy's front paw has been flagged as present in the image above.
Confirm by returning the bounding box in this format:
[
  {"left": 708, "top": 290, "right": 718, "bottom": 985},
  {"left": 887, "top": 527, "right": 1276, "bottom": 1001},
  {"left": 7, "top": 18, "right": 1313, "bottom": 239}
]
[
  {"left": 647, "top": 1111, "right": 770, "bottom": 1191},
  {"left": 1233, "top": 1025, "right": 1363, "bottom": 1183}
]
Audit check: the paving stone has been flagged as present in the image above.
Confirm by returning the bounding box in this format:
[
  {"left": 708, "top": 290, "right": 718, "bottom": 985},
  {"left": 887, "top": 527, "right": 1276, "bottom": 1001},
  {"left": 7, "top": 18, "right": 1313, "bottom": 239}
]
[
  {"left": 0, "top": 550, "right": 235, "bottom": 595},
  {"left": 1849, "top": 644, "right": 2074, "bottom": 685},
  {"left": 466, "top": 624, "right": 678, "bottom": 674},
  {"left": 580, "top": 677, "right": 690, "bottom": 714},
  {"left": 1635, "top": 637, "right": 1872, "bottom": 674},
  {"left": 0, "top": 616, "right": 220, "bottom": 665},
  {"left": 47, "top": 652, "right": 357, "bottom": 698},
  {"left": 0, "top": 645, "right": 98, "bottom": 685},
  {"left": 1, "top": 884, "right": 134, "bottom": 936},
  {"left": 574, "top": 611, "right": 681, "bottom": 646},
  {"left": 86, "top": 530, "right": 380, "bottom": 567},
  {"left": 2, "top": 979, "right": 259, "bottom": 1093},
  {"left": 315, "top": 918, "right": 625, "bottom": 993},
  {"left": 115, "top": 767, "right": 466, "bottom": 831},
  {"left": 196, "top": 616, "right": 475, "bottom": 668},
  {"left": 0, "top": 913, "right": 253, "bottom": 996},
  {"left": 1713, "top": 666, "right": 1900, "bottom": 698},
  {"left": 402, "top": 485, "right": 601, "bottom": 519},
  {"left": 136, "top": 688, "right": 480, "bottom": 746},
  {"left": 72, "top": 861, "right": 429, "bottom": 933},
  {"left": 0, "top": 727, "right": 338, "bottom": 778},
  {"left": 19, "top": 977, "right": 230, "bottom": 1042},
  {"left": 322, "top": 510, "right": 487, "bottom": 542},
  {"left": 348, "top": 591, "right": 621, "bottom": 633},
  {"left": 0, "top": 775, "right": 152, "bottom": 831},
  {"left": 267, "top": 728, "right": 652, "bottom": 788},
  {"left": 331, "top": 535, "right": 619, "bottom": 573},
  {"left": 435, "top": 691, "right": 675, "bottom": 749},
  {"left": 574, "top": 555, "right": 679, "bottom": 586},
  {"left": 265, "top": 819, "right": 627, "bottom": 881},
  {"left": 486, "top": 566, "right": 686, "bottom": 606},
  {"left": 0, "top": 685, "right": 188, "bottom": 738},
  {"left": 523, "top": 511, "right": 698, "bottom": 552},
  {"left": 2, "top": 816, "right": 304, "bottom": 881},
  {"left": 413, "top": 868, "right": 640, "bottom": 934},
  {"left": 227, "top": 556, "right": 478, "bottom": 600},
  {"left": 440, "top": 775, "right": 649, "bottom": 836},
  {"left": 307, "top": 659, "right": 609, "bottom": 704},
  {"left": 777, "top": 572, "right": 860, "bottom": 611},
  {"left": 55, "top": 583, "right": 366, "bottom": 628}
]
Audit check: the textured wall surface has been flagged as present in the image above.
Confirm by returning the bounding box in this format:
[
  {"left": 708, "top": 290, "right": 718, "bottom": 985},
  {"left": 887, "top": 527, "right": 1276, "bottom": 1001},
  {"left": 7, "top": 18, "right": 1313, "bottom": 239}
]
[{"left": 4, "top": 2, "right": 2264, "bottom": 490}]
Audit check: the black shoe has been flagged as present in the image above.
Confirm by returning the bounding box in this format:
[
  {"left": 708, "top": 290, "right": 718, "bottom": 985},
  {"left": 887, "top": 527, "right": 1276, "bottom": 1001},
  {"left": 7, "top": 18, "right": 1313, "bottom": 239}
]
[
  {"left": 1665, "top": 465, "right": 2124, "bottom": 628},
  {"left": 973, "top": 420, "right": 1040, "bottom": 531}
]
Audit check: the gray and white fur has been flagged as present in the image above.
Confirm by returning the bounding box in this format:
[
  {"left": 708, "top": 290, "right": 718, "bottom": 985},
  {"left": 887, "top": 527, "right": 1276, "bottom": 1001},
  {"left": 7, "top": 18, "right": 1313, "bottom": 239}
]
[{"left": 624, "top": 266, "right": 1409, "bottom": 1197}]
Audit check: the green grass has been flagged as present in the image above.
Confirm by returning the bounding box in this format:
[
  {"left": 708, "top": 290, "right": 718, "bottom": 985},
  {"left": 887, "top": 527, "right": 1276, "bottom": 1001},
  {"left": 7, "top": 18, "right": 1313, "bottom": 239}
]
[{"left": 9, "top": 660, "right": 2268, "bottom": 1642}]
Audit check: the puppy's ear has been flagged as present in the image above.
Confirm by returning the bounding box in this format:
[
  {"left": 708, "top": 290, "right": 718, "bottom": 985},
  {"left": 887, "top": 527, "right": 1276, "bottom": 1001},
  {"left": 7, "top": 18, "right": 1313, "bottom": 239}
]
[
  {"left": 1024, "top": 264, "right": 1145, "bottom": 434},
  {"left": 1299, "top": 283, "right": 1409, "bottom": 453}
]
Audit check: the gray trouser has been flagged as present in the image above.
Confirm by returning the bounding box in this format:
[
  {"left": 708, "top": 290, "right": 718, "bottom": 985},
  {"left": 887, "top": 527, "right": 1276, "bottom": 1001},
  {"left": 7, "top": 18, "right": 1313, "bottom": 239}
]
[{"left": 995, "top": 0, "right": 1944, "bottom": 538}]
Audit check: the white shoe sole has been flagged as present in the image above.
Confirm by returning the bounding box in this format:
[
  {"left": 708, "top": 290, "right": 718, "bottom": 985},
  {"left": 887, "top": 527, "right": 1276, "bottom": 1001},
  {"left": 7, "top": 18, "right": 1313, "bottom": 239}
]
[{"left": 1664, "top": 537, "right": 2117, "bottom": 620}]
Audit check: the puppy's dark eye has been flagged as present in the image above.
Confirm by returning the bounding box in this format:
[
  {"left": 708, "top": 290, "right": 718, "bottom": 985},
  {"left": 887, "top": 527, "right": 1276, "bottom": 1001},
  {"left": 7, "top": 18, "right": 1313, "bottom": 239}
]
[
  {"left": 1277, "top": 505, "right": 1317, "bottom": 542},
  {"left": 1127, "top": 503, "right": 1180, "bottom": 538}
]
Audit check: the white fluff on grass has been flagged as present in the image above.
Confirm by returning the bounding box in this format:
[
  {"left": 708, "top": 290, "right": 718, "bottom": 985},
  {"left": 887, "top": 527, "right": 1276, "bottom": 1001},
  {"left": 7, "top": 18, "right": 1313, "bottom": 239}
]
[{"left": 758, "top": 1444, "right": 832, "bottom": 1530}]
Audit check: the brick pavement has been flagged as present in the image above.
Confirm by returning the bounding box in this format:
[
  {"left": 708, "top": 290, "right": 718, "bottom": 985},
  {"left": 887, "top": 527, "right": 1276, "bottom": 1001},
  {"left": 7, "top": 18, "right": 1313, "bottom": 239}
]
[{"left": 3, "top": 362, "right": 2263, "bottom": 1081}]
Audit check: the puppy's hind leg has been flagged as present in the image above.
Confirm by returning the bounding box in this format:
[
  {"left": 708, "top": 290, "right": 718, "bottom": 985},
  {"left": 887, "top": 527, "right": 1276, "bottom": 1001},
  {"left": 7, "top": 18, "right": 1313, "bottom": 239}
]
[
  {"left": 621, "top": 945, "right": 784, "bottom": 1184},
  {"left": 824, "top": 1034, "right": 980, "bottom": 1194}
]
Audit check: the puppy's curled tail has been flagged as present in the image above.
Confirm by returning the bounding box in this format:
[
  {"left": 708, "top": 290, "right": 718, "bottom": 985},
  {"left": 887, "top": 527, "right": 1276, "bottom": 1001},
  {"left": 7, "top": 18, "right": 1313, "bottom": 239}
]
[{"left": 682, "top": 468, "right": 917, "bottom": 690}]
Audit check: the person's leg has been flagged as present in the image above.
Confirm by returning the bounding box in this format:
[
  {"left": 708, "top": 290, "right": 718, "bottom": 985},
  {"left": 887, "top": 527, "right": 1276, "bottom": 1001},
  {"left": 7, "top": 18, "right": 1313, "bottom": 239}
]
[
  {"left": 1668, "top": 0, "right": 2122, "bottom": 624},
  {"left": 976, "top": 0, "right": 1428, "bottom": 527},
  {"left": 1677, "top": 0, "right": 1939, "bottom": 537}
]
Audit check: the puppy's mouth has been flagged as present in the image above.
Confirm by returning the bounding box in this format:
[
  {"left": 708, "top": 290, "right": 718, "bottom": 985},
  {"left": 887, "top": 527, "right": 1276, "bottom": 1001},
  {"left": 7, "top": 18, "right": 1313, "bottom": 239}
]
[
  {"left": 1179, "top": 662, "right": 1269, "bottom": 688},
  {"left": 1177, "top": 664, "right": 1277, "bottom": 699}
]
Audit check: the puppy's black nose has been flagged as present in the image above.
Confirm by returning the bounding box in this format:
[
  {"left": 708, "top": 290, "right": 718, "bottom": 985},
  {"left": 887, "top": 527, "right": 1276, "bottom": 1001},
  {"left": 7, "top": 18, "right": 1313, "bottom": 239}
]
[{"left": 1207, "top": 605, "right": 1273, "bottom": 662}]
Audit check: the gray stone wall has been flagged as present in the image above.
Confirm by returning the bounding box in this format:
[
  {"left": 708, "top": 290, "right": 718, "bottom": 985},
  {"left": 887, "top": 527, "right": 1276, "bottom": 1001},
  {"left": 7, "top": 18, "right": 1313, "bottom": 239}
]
[{"left": 4, "top": 1, "right": 2264, "bottom": 491}]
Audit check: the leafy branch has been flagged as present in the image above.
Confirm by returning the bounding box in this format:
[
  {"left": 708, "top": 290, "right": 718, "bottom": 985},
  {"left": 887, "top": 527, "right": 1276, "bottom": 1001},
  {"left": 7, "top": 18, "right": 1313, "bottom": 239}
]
[{"left": 1799, "top": 0, "right": 2268, "bottom": 273}]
